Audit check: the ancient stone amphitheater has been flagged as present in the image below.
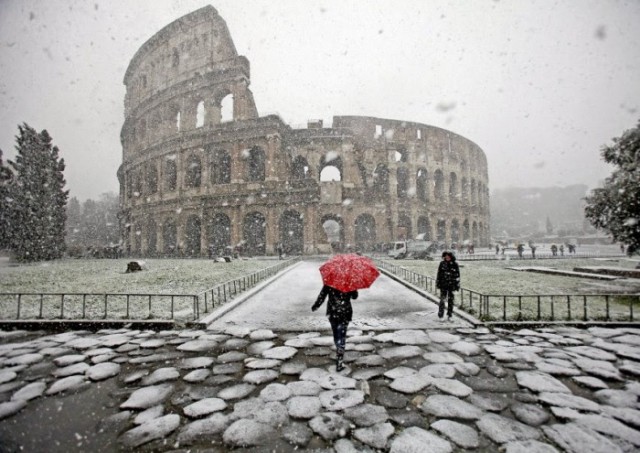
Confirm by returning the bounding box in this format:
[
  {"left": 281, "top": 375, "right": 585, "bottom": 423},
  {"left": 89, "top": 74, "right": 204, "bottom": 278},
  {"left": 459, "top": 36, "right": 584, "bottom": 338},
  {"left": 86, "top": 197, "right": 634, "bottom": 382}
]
[{"left": 118, "top": 6, "right": 490, "bottom": 257}]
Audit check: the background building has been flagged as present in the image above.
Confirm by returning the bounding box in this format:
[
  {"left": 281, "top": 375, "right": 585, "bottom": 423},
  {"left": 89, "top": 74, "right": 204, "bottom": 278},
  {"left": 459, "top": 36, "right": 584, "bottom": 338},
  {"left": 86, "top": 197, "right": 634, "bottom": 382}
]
[{"left": 118, "top": 6, "right": 490, "bottom": 257}]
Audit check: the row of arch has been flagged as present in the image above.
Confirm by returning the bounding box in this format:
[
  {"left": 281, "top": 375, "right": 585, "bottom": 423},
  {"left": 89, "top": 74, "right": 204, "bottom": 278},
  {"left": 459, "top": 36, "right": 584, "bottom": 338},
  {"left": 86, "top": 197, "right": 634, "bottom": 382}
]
[
  {"left": 131, "top": 94, "right": 234, "bottom": 147},
  {"left": 128, "top": 209, "right": 487, "bottom": 257},
  {"left": 126, "top": 147, "right": 265, "bottom": 198},
  {"left": 126, "top": 149, "right": 487, "bottom": 208}
]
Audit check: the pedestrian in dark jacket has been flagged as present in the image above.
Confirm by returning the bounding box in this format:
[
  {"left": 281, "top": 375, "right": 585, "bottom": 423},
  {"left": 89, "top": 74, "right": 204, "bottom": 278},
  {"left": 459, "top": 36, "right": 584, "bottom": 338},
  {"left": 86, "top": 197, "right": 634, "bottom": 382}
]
[
  {"left": 436, "top": 251, "right": 460, "bottom": 321},
  {"left": 312, "top": 285, "right": 358, "bottom": 371}
]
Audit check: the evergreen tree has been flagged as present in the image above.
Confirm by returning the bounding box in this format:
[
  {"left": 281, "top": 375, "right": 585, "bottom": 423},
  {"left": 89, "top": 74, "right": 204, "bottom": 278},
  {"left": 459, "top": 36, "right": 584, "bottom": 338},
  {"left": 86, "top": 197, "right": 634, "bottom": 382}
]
[
  {"left": 0, "top": 149, "right": 14, "bottom": 249},
  {"left": 6, "top": 124, "right": 69, "bottom": 261},
  {"left": 66, "top": 196, "right": 82, "bottom": 246},
  {"left": 585, "top": 119, "right": 640, "bottom": 255},
  {"left": 545, "top": 216, "right": 553, "bottom": 235}
]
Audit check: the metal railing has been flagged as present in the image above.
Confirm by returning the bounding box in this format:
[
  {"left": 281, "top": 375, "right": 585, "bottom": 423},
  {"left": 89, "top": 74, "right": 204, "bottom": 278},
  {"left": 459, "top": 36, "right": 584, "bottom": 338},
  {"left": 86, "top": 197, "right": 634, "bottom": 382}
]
[
  {"left": 195, "top": 257, "right": 301, "bottom": 317},
  {"left": 0, "top": 257, "right": 301, "bottom": 322},
  {"left": 0, "top": 292, "right": 198, "bottom": 321},
  {"left": 374, "top": 258, "right": 639, "bottom": 322},
  {"left": 455, "top": 252, "right": 625, "bottom": 261}
]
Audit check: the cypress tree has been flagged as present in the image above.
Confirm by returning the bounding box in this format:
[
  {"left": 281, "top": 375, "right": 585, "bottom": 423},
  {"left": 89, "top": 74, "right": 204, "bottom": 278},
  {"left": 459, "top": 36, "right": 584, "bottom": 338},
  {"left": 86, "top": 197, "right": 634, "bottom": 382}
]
[
  {"left": 7, "top": 124, "right": 69, "bottom": 261},
  {"left": 0, "top": 149, "right": 14, "bottom": 249}
]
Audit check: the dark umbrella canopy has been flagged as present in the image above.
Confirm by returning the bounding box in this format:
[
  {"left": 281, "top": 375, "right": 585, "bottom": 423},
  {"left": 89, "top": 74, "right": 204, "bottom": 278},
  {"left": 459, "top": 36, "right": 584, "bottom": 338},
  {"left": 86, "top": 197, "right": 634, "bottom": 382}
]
[{"left": 319, "top": 254, "right": 380, "bottom": 293}]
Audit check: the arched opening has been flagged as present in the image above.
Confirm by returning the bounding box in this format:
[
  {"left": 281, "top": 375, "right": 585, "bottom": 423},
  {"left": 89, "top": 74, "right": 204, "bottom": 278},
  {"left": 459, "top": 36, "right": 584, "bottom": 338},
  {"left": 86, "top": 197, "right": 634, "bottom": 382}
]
[
  {"left": 416, "top": 168, "right": 428, "bottom": 202},
  {"left": 451, "top": 219, "right": 460, "bottom": 245},
  {"left": 220, "top": 94, "right": 233, "bottom": 123},
  {"left": 165, "top": 158, "right": 177, "bottom": 191},
  {"left": 185, "top": 215, "right": 201, "bottom": 257},
  {"left": 417, "top": 216, "right": 431, "bottom": 240},
  {"left": 372, "top": 163, "right": 389, "bottom": 196},
  {"left": 279, "top": 210, "right": 304, "bottom": 255},
  {"left": 211, "top": 149, "right": 231, "bottom": 185},
  {"left": 206, "top": 213, "right": 231, "bottom": 256},
  {"left": 472, "top": 222, "right": 479, "bottom": 244},
  {"left": 243, "top": 212, "right": 266, "bottom": 255},
  {"left": 394, "top": 147, "right": 407, "bottom": 163},
  {"left": 134, "top": 170, "right": 143, "bottom": 197},
  {"left": 186, "top": 155, "right": 202, "bottom": 188},
  {"left": 434, "top": 170, "right": 444, "bottom": 201},
  {"left": 321, "top": 215, "right": 344, "bottom": 252},
  {"left": 196, "top": 101, "right": 205, "bottom": 128},
  {"left": 463, "top": 219, "right": 470, "bottom": 242},
  {"left": 397, "top": 167, "right": 409, "bottom": 199},
  {"left": 320, "top": 156, "right": 342, "bottom": 182},
  {"left": 398, "top": 213, "right": 412, "bottom": 240},
  {"left": 146, "top": 219, "right": 157, "bottom": 256},
  {"left": 163, "top": 220, "right": 177, "bottom": 256},
  {"left": 146, "top": 163, "right": 158, "bottom": 194},
  {"left": 437, "top": 219, "right": 447, "bottom": 242},
  {"left": 449, "top": 172, "right": 458, "bottom": 203},
  {"left": 355, "top": 214, "right": 376, "bottom": 253},
  {"left": 320, "top": 165, "right": 341, "bottom": 182},
  {"left": 470, "top": 179, "right": 477, "bottom": 206},
  {"left": 461, "top": 177, "right": 469, "bottom": 205},
  {"left": 247, "top": 146, "right": 265, "bottom": 182},
  {"left": 292, "top": 156, "right": 311, "bottom": 180}
]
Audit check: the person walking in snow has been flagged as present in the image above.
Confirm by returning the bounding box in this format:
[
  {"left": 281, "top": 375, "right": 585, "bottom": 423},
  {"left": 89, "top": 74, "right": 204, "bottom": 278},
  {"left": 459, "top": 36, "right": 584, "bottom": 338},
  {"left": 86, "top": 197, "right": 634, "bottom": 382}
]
[
  {"left": 312, "top": 285, "right": 358, "bottom": 371},
  {"left": 436, "top": 251, "right": 460, "bottom": 321}
]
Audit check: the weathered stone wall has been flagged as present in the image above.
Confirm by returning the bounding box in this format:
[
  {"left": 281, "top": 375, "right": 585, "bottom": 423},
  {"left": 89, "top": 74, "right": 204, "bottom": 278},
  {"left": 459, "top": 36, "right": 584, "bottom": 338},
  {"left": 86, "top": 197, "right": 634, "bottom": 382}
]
[{"left": 119, "top": 6, "right": 490, "bottom": 257}]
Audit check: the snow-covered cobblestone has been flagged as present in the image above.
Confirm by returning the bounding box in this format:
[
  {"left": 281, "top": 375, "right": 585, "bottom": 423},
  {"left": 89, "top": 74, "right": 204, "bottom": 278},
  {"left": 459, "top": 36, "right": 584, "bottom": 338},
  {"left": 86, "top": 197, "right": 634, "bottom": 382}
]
[{"left": 0, "top": 325, "right": 638, "bottom": 451}]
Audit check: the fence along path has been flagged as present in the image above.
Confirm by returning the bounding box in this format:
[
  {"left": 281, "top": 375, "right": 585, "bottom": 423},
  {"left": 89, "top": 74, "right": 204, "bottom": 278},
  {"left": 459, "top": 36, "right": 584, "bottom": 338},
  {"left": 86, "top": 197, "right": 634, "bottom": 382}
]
[
  {"left": 206, "top": 260, "right": 471, "bottom": 331},
  {"left": 374, "top": 259, "right": 639, "bottom": 322}
]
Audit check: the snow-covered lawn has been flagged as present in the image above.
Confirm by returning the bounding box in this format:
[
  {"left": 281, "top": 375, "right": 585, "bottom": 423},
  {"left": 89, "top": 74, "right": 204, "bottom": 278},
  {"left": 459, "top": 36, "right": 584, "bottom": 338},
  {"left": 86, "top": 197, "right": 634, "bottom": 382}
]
[
  {"left": 0, "top": 258, "right": 280, "bottom": 321},
  {"left": 386, "top": 257, "right": 640, "bottom": 321}
]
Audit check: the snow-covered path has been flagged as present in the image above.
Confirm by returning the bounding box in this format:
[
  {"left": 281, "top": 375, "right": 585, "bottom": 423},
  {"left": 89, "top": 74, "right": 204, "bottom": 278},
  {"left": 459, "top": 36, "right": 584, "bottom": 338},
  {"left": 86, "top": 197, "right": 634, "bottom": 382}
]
[{"left": 208, "top": 260, "right": 471, "bottom": 331}]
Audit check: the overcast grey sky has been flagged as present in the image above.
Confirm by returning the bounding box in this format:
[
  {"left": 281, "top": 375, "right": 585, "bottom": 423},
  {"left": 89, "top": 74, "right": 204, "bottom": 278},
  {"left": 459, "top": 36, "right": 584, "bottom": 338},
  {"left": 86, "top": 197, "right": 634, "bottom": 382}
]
[{"left": 1, "top": 0, "right": 638, "bottom": 201}]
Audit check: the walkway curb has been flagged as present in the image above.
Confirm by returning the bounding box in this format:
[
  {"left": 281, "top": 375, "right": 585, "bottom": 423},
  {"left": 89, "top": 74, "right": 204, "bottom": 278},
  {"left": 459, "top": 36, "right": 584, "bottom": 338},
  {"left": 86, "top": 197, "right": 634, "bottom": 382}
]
[
  {"left": 0, "top": 319, "right": 175, "bottom": 332},
  {"left": 192, "top": 260, "right": 304, "bottom": 328}
]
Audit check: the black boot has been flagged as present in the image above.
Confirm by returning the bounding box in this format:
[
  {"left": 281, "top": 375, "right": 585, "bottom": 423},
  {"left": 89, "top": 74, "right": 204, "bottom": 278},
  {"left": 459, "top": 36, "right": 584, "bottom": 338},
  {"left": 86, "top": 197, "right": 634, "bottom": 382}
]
[{"left": 336, "top": 349, "right": 345, "bottom": 372}]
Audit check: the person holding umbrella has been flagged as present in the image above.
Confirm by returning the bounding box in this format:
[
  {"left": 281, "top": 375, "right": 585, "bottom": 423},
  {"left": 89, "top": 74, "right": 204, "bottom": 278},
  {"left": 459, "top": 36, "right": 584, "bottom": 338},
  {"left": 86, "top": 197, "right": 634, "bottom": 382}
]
[
  {"left": 436, "top": 250, "right": 460, "bottom": 321},
  {"left": 312, "top": 254, "right": 380, "bottom": 372},
  {"left": 312, "top": 285, "right": 358, "bottom": 371}
]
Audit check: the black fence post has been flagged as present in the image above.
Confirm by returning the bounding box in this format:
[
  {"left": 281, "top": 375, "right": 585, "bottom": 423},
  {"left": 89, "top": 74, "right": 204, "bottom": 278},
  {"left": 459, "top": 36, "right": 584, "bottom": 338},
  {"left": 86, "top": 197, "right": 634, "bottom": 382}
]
[
  {"left": 583, "top": 295, "right": 587, "bottom": 321},
  {"left": 82, "top": 294, "right": 86, "bottom": 319},
  {"left": 61, "top": 294, "right": 65, "bottom": 319},
  {"left": 39, "top": 294, "right": 44, "bottom": 319},
  {"left": 16, "top": 294, "right": 21, "bottom": 320}
]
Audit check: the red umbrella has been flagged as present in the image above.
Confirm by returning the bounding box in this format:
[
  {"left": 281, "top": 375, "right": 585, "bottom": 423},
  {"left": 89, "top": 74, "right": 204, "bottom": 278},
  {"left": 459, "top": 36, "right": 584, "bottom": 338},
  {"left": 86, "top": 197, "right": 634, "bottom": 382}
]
[{"left": 319, "top": 254, "right": 380, "bottom": 293}]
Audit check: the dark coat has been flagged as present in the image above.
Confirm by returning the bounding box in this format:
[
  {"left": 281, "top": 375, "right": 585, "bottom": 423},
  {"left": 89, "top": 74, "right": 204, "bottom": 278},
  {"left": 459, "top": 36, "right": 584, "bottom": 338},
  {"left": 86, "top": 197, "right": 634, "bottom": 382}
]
[
  {"left": 436, "top": 253, "right": 460, "bottom": 291},
  {"left": 312, "top": 285, "right": 358, "bottom": 323}
]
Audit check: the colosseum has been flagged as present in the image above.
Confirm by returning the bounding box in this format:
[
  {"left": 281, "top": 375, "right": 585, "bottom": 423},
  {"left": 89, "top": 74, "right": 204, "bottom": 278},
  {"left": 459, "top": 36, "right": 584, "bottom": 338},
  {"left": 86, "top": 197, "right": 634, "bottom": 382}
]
[{"left": 118, "top": 6, "right": 490, "bottom": 257}]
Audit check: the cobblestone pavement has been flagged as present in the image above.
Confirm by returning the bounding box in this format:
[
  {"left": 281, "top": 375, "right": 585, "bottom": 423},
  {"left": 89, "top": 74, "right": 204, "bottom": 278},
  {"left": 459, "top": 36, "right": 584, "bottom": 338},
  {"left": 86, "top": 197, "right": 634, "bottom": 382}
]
[{"left": 0, "top": 325, "right": 639, "bottom": 452}]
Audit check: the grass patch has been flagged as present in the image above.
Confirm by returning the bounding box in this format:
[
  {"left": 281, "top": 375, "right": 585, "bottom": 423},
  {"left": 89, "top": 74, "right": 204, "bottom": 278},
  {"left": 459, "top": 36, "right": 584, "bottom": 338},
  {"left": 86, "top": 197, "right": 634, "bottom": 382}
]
[{"left": 0, "top": 258, "right": 282, "bottom": 321}]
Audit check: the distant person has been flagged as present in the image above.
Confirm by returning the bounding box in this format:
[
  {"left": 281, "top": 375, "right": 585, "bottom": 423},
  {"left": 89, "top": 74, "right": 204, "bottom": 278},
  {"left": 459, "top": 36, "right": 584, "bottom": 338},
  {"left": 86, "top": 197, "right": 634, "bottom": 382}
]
[
  {"left": 312, "top": 285, "right": 359, "bottom": 372},
  {"left": 551, "top": 244, "right": 558, "bottom": 256},
  {"left": 530, "top": 244, "right": 537, "bottom": 259},
  {"left": 517, "top": 243, "right": 524, "bottom": 259},
  {"left": 276, "top": 242, "right": 283, "bottom": 260},
  {"left": 436, "top": 251, "right": 460, "bottom": 322},
  {"left": 621, "top": 244, "right": 625, "bottom": 254},
  {"left": 559, "top": 244, "right": 564, "bottom": 256},
  {"left": 568, "top": 244, "right": 576, "bottom": 254},
  {"left": 495, "top": 244, "right": 500, "bottom": 255}
]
